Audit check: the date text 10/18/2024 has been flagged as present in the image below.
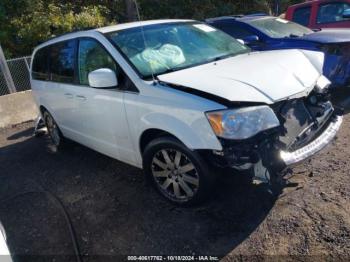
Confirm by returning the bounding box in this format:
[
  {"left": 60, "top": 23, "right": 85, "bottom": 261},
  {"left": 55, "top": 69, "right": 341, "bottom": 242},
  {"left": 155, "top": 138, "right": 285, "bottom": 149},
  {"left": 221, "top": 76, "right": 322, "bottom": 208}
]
[{"left": 127, "top": 255, "right": 219, "bottom": 261}]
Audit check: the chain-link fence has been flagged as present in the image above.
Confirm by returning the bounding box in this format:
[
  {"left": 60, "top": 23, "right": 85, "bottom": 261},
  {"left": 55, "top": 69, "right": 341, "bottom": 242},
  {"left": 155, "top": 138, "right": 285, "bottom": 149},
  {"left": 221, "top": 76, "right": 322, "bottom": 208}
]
[
  {"left": 0, "top": 56, "right": 31, "bottom": 96},
  {"left": 0, "top": 70, "right": 9, "bottom": 96}
]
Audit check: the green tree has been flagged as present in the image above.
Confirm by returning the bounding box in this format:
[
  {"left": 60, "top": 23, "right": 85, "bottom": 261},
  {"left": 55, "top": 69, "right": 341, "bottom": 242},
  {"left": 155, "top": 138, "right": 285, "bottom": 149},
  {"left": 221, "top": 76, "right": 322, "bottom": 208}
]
[
  {"left": 0, "top": 0, "right": 305, "bottom": 58},
  {"left": 1, "top": 0, "right": 112, "bottom": 57}
]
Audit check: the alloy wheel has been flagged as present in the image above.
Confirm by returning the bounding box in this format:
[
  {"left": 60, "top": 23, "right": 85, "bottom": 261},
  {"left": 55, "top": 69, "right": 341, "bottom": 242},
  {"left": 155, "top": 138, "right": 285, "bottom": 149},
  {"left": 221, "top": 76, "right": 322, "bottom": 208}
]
[
  {"left": 151, "top": 149, "right": 199, "bottom": 202},
  {"left": 45, "top": 114, "right": 60, "bottom": 146}
]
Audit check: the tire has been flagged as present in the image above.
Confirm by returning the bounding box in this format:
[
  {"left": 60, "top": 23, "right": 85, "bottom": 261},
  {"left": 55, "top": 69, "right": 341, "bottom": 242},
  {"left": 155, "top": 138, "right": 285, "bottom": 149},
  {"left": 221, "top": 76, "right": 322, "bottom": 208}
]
[
  {"left": 42, "top": 110, "right": 66, "bottom": 149},
  {"left": 234, "top": 168, "right": 254, "bottom": 186},
  {"left": 143, "top": 136, "right": 214, "bottom": 206}
]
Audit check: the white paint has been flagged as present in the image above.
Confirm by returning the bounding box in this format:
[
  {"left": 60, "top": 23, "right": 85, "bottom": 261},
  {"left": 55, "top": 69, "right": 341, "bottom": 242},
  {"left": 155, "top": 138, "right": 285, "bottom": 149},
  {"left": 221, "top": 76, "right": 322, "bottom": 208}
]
[
  {"left": 88, "top": 68, "right": 118, "bottom": 88},
  {"left": 158, "top": 49, "right": 323, "bottom": 104},
  {"left": 0, "top": 225, "right": 11, "bottom": 261},
  {"left": 276, "top": 18, "right": 289, "bottom": 23},
  {"left": 193, "top": 24, "right": 217, "bottom": 32},
  {"left": 0, "top": 235, "right": 9, "bottom": 256},
  {"left": 97, "top": 19, "right": 194, "bottom": 34},
  {"left": 30, "top": 20, "right": 329, "bottom": 169}
]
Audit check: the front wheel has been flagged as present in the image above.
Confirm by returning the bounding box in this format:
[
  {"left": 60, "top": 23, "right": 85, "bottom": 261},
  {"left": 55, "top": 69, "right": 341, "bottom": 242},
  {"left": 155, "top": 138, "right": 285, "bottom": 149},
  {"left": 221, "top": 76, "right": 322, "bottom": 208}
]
[{"left": 143, "top": 137, "right": 214, "bottom": 206}]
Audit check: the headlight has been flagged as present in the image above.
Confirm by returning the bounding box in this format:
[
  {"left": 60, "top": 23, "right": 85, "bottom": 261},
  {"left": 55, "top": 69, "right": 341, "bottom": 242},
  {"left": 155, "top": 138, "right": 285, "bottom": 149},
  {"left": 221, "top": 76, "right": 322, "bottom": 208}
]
[
  {"left": 315, "top": 75, "right": 331, "bottom": 93},
  {"left": 206, "top": 106, "right": 280, "bottom": 140}
]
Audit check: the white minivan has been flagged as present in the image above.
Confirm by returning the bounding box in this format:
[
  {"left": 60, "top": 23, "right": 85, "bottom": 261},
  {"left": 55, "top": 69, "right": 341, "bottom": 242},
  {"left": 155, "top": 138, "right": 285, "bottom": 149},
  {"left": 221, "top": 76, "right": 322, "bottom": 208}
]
[{"left": 31, "top": 20, "right": 342, "bottom": 205}]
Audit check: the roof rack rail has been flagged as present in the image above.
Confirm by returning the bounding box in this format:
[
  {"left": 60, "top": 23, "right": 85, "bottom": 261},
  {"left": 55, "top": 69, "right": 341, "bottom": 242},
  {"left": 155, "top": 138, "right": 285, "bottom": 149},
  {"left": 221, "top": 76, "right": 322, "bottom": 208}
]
[
  {"left": 205, "top": 13, "right": 268, "bottom": 22},
  {"left": 245, "top": 12, "right": 268, "bottom": 16},
  {"left": 48, "top": 26, "right": 95, "bottom": 40},
  {"left": 205, "top": 15, "right": 241, "bottom": 22}
]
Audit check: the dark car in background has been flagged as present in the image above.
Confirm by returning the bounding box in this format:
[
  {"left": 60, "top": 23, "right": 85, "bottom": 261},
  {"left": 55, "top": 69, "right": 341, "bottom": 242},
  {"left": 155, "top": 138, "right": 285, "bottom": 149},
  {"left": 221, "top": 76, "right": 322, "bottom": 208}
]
[
  {"left": 206, "top": 15, "right": 350, "bottom": 93},
  {"left": 285, "top": 0, "right": 350, "bottom": 29}
]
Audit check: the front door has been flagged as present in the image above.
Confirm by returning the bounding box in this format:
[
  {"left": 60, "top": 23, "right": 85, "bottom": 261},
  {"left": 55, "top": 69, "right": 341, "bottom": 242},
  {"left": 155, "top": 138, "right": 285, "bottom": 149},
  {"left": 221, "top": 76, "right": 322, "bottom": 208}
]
[{"left": 73, "top": 38, "right": 136, "bottom": 164}]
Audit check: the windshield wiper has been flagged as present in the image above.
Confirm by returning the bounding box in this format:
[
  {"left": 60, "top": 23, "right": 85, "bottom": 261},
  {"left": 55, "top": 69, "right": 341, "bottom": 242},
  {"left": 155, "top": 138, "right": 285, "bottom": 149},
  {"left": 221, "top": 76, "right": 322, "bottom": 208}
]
[
  {"left": 155, "top": 68, "right": 178, "bottom": 76},
  {"left": 288, "top": 34, "right": 300, "bottom": 38},
  {"left": 207, "top": 51, "right": 248, "bottom": 63},
  {"left": 207, "top": 53, "right": 234, "bottom": 63},
  {"left": 155, "top": 64, "right": 194, "bottom": 77}
]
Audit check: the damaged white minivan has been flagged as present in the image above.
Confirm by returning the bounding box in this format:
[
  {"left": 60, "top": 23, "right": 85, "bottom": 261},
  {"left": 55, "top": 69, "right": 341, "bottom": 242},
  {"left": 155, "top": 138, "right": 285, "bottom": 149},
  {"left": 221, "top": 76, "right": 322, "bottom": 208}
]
[{"left": 31, "top": 20, "right": 342, "bottom": 205}]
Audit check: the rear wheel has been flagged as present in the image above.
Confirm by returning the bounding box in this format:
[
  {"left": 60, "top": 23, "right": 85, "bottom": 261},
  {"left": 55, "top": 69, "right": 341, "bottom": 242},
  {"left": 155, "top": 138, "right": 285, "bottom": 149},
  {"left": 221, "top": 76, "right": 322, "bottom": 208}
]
[
  {"left": 43, "top": 111, "right": 65, "bottom": 148},
  {"left": 143, "top": 137, "right": 213, "bottom": 206}
]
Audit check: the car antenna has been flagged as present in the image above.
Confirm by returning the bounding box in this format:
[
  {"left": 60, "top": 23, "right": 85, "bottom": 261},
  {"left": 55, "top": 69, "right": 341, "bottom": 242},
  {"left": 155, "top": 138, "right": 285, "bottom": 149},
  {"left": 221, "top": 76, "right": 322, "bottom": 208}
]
[{"left": 133, "top": 0, "right": 158, "bottom": 85}]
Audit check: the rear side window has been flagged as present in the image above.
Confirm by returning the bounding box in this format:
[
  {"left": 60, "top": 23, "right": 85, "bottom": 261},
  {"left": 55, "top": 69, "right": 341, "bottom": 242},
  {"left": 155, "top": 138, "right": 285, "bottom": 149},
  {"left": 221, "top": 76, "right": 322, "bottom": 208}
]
[
  {"left": 32, "top": 47, "right": 49, "bottom": 80},
  {"left": 292, "top": 6, "right": 312, "bottom": 26},
  {"left": 78, "top": 38, "right": 117, "bottom": 85},
  {"left": 49, "top": 40, "right": 76, "bottom": 83},
  {"left": 317, "top": 2, "right": 350, "bottom": 24}
]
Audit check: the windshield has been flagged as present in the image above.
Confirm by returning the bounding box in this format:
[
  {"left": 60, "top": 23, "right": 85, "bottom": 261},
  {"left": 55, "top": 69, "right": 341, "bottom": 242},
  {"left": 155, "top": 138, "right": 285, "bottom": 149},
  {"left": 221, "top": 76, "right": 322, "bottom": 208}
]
[
  {"left": 106, "top": 22, "right": 250, "bottom": 78},
  {"left": 247, "top": 17, "right": 314, "bottom": 38}
]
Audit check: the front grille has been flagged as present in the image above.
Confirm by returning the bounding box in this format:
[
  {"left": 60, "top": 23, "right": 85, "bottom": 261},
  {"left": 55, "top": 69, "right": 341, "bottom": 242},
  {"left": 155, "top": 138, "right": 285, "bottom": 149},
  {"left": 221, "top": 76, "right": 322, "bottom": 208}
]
[{"left": 275, "top": 98, "right": 334, "bottom": 151}]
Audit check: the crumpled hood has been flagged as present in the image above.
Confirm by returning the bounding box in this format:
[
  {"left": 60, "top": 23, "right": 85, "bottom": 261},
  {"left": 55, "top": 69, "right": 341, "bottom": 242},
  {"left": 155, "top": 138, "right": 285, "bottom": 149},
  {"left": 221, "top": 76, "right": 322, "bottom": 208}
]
[
  {"left": 158, "top": 49, "right": 323, "bottom": 104},
  {"left": 299, "top": 29, "right": 350, "bottom": 44}
]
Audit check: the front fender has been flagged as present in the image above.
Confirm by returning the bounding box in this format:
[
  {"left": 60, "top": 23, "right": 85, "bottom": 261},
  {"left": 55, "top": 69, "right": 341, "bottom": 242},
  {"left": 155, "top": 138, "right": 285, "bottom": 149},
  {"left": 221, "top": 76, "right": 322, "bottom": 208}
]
[
  {"left": 140, "top": 112, "right": 223, "bottom": 152},
  {"left": 300, "top": 50, "right": 325, "bottom": 75}
]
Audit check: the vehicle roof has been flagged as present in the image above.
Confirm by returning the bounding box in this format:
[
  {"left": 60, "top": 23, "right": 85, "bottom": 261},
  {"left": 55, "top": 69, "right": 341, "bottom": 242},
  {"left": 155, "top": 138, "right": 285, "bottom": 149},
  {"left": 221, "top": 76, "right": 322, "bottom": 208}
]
[
  {"left": 206, "top": 14, "right": 271, "bottom": 23},
  {"left": 34, "top": 19, "right": 194, "bottom": 51},
  {"left": 288, "top": 0, "right": 343, "bottom": 9},
  {"left": 290, "top": 0, "right": 318, "bottom": 6},
  {"left": 96, "top": 19, "right": 194, "bottom": 33}
]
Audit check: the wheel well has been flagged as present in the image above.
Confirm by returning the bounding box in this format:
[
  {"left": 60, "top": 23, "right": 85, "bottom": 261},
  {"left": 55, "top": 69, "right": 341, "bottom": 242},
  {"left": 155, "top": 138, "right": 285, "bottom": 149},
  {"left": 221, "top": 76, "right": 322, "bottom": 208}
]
[
  {"left": 139, "top": 129, "right": 179, "bottom": 154},
  {"left": 39, "top": 105, "right": 48, "bottom": 115}
]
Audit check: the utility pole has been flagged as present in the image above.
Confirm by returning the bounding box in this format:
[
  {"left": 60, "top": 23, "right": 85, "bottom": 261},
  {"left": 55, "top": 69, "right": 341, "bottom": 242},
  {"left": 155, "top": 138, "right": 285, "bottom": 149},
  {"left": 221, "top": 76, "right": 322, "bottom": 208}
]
[
  {"left": 274, "top": 0, "right": 280, "bottom": 16},
  {"left": 0, "top": 44, "right": 16, "bottom": 94},
  {"left": 125, "top": 0, "right": 138, "bottom": 22}
]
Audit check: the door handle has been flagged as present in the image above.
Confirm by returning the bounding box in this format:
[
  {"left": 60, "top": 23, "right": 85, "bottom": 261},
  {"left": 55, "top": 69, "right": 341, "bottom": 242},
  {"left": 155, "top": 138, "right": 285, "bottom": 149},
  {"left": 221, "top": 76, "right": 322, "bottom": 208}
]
[
  {"left": 64, "top": 93, "right": 74, "bottom": 99},
  {"left": 76, "top": 95, "right": 87, "bottom": 101}
]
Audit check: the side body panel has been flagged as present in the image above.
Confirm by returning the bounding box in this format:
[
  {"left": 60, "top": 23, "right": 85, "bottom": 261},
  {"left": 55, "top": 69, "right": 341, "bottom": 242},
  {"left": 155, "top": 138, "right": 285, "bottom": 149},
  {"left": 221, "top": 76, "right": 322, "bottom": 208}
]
[
  {"left": 123, "top": 84, "right": 226, "bottom": 168},
  {"left": 31, "top": 79, "right": 77, "bottom": 132},
  {"left": 30, "top": 31, "right": 225, "bottom": 169}
]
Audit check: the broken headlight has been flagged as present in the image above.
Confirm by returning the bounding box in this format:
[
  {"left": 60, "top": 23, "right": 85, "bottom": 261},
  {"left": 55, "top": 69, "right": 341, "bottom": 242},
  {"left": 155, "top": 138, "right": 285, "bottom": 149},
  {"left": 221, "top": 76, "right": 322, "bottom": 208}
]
[
  {"left": 206, "top": 106, "right": 280, "bottom": 140},
  {"left": 315, "top": 75, "right": 331, "bottom": 93}
]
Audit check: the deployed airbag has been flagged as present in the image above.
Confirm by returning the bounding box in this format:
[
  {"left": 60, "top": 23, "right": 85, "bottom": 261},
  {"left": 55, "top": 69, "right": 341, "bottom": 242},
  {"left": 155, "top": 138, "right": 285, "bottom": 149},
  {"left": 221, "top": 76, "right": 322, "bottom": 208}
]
[{"left": 131, "top": 44, "right": 185, "bottom": 76}]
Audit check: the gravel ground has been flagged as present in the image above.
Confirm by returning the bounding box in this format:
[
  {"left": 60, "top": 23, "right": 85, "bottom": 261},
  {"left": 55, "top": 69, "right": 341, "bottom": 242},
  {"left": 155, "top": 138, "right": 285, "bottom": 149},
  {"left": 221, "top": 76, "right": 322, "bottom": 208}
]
[{"left": 0, "top": 100, "right": 350, "bottom": 261}]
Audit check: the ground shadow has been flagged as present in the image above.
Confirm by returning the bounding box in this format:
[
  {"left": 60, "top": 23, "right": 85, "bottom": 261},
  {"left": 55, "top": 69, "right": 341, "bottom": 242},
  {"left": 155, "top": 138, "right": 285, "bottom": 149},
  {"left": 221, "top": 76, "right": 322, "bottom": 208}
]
[
  {"left": 1, "top": 89, "right": 349, "bottom": 261},
  {"left": 332, "top": 88, "right": 350, "bottom": 114},
  {"left": 6, "top": 126, "right": 34, "bottom": 140},
  {"left": 0, "top": 127, "right": 275, "bottom": 261}
]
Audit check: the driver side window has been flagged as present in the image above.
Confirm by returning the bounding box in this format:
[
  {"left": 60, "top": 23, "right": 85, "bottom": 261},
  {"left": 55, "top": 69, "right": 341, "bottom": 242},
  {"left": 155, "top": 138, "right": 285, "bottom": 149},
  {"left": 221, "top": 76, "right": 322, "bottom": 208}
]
[
  {"left": 317, "top": 2, "right": 350, "bottom": 24},
  {"left": 78, "top": 38, "right": 117, "bottom": 85}
]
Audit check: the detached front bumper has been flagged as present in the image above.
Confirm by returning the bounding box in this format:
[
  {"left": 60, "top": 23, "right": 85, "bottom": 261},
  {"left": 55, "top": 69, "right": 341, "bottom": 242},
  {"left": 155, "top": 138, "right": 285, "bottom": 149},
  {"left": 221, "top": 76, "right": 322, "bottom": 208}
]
[{"left": 280, "top": 115, "right": 342, "bottom": 166}]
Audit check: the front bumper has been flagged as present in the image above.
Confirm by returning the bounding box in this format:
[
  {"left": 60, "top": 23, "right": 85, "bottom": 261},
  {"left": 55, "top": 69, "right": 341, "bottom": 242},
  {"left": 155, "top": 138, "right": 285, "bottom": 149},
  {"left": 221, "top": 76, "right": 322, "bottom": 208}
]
[
  {"left": 280, "top": 115, "right": 342, "bottom": 165},
  {"left": 209, "top": 113, "right": 342, "bottom": 173}
]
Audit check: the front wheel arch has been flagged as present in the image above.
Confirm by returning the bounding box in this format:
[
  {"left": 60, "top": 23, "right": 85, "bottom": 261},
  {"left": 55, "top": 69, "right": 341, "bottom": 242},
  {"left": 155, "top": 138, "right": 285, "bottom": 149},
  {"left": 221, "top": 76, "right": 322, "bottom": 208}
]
[
  {"left": 39, "top": 105, "right": 48, "bottom": 116},
  {"left": 139, "top": 128, "right": 183, "bottom": 155}
]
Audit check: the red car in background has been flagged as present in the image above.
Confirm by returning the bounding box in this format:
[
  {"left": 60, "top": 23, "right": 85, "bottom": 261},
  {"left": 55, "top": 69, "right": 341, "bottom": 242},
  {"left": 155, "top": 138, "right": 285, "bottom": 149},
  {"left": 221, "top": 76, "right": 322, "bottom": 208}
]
[{"left": 286, "top": 0, "right": 350, "bottom": 29}]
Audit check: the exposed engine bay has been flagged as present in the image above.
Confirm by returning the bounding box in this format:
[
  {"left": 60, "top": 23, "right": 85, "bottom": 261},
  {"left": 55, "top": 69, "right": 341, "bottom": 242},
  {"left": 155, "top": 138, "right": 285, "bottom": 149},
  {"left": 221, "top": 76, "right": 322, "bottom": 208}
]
[{"left": 208, "top": 88, "right": 342, "bottom": 185}]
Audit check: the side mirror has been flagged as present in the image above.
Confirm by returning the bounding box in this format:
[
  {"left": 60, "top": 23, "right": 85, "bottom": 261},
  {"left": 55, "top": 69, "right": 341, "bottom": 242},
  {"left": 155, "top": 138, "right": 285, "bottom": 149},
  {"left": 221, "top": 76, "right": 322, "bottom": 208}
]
[
  {"left": 88, "top": 68, "right": 118, "bottom": 89},
  {"left": 343, "top": 9, "right": 350, "bottom": 19},
  {"left": 242, "top": 35, "right": 260, "bottom": 45}
]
